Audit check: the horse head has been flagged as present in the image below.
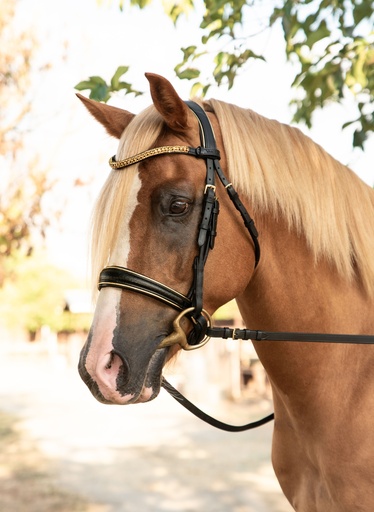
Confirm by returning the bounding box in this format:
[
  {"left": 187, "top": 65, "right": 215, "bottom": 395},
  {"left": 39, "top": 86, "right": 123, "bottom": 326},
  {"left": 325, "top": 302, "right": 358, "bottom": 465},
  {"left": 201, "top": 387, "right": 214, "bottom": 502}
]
[{"left": 77, "top": 73, "right": 256, "bottom": 405}]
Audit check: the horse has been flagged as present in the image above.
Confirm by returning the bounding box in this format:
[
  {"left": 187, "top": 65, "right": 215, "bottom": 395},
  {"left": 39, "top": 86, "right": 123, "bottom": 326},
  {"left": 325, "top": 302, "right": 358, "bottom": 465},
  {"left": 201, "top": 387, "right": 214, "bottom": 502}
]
[{"left": 77, "top": 73, "right": 374, "bottom": 511}]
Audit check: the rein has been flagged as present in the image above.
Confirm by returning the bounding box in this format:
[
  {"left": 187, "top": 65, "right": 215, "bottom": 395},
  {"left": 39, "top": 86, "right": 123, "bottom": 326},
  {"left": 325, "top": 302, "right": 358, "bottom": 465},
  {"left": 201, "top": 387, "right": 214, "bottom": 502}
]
[
  {"left": 161, "top": 377, "right": 275, "bottom": 432},
  {"left": 99, "top": 100, "right": 374, "bottom": 432}
]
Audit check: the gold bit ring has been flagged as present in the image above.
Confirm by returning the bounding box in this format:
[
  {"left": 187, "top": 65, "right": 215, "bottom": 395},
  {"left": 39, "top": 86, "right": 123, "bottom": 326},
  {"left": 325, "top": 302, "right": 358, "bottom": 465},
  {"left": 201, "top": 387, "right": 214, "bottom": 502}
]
[{"left": 158, "top": 307, "right": 212, "bottom": 351}]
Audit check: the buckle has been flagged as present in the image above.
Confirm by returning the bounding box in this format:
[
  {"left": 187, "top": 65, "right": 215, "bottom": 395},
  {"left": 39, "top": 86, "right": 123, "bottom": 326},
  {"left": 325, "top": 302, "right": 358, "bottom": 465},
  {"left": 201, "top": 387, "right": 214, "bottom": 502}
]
[{"left": 204, "top": 184, "right": 216, "bottom": 194}]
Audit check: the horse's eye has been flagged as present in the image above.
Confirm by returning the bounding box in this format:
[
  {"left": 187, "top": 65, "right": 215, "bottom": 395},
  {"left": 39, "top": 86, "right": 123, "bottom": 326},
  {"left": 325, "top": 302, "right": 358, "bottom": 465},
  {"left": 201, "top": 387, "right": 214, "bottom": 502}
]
[{"left": 169, "top": 200, "right": 189, "bottom": 215}]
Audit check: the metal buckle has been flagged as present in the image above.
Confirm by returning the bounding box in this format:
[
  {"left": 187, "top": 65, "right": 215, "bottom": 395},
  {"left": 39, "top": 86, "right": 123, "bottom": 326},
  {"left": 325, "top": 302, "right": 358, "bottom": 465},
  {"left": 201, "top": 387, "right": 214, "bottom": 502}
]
[
  {"left": 158, "top": 307, "right": 212, "bottom": 351},
  {"left": 232, "top": 328, "right": 239, "bottom": 340},
  {"left": 204, "top": 184, "right": 216, "bottom": 195}
]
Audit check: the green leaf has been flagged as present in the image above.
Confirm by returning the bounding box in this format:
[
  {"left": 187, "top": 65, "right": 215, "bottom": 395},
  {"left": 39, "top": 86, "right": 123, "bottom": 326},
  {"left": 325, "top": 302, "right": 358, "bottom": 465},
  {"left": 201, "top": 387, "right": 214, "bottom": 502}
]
[
  {"left": 84, "top": 75, "right": 107, "bottom": 85},
  {"left": 90, "top": 83, "right": 110, "bottom": 102},
  {"left": 353, "top": 1, "right": 373, "bottom": 25},
  {"left": 74, "top": 76, "right": 109, "bottom": 101},
  {"left": 349, "top": 42, "right": 371, "bottom": 89},
  {"left": 74, "top": 80, "right": 95, "bottom": 91},
  {"left": 269, "top": 7, "right": 283, "bottom": 26},
  {"left": 110, "top": 65, "right": 130, "bottom": 89},
  {"left": 75, "top": 66, "right": 143, "bottom": 102},
  {"left": 190, "top": 81, "right": 210, "bottom": 97},
  {"left": 130, "top": 0, "right": 152, "bottom": 8},
  {"left": 342, "top": 119, "right": 358, "bottom": 129},
  {"left": 175, "top": 68, "right": 200, "bottom": 80},
  {"left": 303, "top": 12, "right": 319, "bottom": 32},
  {"left": 304, "top": 20, "right": 330, "bottom": 48},
  {"left": 353, "top": 129, "right": 367, "bottom": 149},
  {"left": 181, "top": 46, "right": 198, "bottom": 61},
  {"left": 164, "top": 0, "right": 193, "bottom": 24}
]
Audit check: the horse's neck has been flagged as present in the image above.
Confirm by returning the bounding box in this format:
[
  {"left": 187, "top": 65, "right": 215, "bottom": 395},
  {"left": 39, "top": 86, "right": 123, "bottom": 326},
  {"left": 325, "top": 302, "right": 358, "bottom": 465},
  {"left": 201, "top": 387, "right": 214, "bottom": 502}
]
[
  {"left": 240, "top": 213, "right": 372, "bottom": 329},
  {"left": 236, "top": 213, "right": 374, "bottom": 392}
]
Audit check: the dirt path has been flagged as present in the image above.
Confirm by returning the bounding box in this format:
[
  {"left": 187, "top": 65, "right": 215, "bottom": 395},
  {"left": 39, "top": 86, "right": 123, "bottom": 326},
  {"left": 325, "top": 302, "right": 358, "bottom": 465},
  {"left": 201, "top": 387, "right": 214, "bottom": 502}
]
[
  {"left": 0, "top": 344, "right": 293, "bottom": 512},
  {"left": 0, "top": 410, "right": 105, "bottom": 512}
]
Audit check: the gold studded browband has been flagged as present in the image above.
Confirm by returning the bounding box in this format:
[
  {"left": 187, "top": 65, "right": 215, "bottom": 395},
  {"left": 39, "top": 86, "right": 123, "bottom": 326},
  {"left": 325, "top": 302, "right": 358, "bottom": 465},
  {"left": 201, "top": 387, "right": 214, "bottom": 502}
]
[
  {"left": 109, "top": 145, "right": 191, "bottom": 170},
  {"left": 108, "top": 145, "right": 221, "bottom": 170}
]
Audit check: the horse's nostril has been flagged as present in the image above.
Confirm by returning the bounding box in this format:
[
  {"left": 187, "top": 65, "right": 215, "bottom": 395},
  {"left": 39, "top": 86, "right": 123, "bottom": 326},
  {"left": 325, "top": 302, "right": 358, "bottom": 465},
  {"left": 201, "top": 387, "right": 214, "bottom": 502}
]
[
  {"left": 111, "top": 350, "right": 130, "bottom": 394},
  {"left": 105, "top": 351, "right": 115, "bottom": 370}
]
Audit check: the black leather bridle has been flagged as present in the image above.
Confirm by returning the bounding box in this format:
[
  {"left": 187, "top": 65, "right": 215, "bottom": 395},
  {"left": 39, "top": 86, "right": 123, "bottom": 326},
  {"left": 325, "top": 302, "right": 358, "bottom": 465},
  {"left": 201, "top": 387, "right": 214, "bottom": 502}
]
[
  {"left": 98, "top": 101, "right": 374, "bottom": 432},
  {"left": 100, "top": 100, "right": 260, "bottom": 350}
]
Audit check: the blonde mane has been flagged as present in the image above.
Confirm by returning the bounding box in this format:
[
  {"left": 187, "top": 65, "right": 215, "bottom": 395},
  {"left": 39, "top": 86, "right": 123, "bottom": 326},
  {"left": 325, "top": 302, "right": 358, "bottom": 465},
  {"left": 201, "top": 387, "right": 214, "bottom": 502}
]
[
  {"left": 91, "top": 98, "right": 374, "bottom": 297},
  {"left": 90, "top": 105, "right": 164, "bottom": 288},
  {"left": 205, "top": 98, "right": 374, "bottom": 296}
]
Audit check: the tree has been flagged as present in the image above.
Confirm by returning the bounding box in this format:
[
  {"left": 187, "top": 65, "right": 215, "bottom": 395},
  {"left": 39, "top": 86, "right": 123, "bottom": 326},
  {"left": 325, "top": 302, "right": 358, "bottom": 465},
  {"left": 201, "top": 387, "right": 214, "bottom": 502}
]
[
  {"left": 0, "top": 0, "right": 59, "bottom": 286},
  {"left": 78, "top": 0, "right": 373, "bottom": 148},
  {"left": 0, "top": 253, "right": 91, "bottom": 337},
  {"left": 0, "top": 159, "right": 56, "bottom": 286}
]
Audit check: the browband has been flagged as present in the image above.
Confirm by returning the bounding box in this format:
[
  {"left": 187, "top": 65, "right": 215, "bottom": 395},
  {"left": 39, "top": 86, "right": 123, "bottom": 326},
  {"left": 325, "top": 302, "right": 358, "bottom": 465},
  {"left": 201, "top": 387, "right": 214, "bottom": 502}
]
[{"left": 109, "top": 145, "right": 221, "bottom": 170}]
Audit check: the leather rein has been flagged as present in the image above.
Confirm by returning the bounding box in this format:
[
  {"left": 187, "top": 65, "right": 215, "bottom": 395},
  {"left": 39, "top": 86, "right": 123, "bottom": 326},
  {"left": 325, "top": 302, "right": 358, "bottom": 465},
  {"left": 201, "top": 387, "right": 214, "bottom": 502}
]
[{"left": 98, "top": 101, "right": 374, "bottom": 432}]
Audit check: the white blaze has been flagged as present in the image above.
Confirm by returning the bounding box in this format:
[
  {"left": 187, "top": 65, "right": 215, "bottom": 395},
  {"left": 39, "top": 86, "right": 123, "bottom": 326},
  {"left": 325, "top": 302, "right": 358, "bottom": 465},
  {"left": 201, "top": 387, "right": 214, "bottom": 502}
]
[
  {"left": 109, "top": 172, "right": 142, "bottom": 267},
  {"left": 84, "top": 171, "right": 144, "bottom": 404}
]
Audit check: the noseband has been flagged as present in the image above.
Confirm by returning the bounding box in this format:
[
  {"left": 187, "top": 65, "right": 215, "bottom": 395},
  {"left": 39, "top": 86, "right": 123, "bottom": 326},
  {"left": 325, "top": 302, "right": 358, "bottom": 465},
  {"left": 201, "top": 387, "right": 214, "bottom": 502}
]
[{"left": 99, "top": 100, "right": 260, "bottom": 350}]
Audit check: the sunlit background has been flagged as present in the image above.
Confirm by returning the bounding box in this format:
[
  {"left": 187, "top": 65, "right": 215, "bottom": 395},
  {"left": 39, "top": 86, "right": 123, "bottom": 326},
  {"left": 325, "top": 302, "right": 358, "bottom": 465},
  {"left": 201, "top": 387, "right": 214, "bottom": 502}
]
[
  {"left": 4, "top": 0, "right": 374, "bottom": 276},
  {"left": 0, "top": 0, "right": 373, "bottom": 510}
]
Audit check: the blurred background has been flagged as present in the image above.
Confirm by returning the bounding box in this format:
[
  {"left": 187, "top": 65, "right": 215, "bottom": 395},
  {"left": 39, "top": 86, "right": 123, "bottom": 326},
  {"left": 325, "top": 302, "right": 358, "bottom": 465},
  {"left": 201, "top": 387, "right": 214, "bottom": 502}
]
[{"left": 0, "top": 0, "right": 372, "bottom": 510}]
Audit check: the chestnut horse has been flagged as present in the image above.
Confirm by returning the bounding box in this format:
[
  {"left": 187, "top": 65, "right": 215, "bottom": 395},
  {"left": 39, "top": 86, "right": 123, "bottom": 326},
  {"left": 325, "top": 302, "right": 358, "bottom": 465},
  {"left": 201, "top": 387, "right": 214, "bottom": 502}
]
[{"left": 78, "top": 73, "right": 374, "bottom": 511}]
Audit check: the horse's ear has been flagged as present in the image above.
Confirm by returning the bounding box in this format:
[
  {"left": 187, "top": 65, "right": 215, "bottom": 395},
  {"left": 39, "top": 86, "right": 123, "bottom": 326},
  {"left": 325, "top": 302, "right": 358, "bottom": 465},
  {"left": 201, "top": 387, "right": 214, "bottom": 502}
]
[
  {"left": 76, "top": 93, "right": 135, "bottom": 139},
  {"left": 145, "top": 73, "right": 196, "bottom": 133}
]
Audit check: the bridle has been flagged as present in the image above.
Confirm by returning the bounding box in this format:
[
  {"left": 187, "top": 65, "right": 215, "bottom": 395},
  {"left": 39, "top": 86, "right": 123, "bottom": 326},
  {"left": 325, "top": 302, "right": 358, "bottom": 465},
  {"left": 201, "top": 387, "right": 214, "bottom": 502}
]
[
  {"left": 98, "top": 101, "right": 374, "bottom": 432},
  {"left": 100, "top": 101, "right": 260, "bottom": 349}
]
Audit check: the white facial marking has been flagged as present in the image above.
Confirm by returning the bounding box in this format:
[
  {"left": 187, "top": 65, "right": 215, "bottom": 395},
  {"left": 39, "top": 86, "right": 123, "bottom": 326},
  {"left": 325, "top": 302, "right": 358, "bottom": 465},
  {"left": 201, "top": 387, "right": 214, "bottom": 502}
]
[
  {"left": 84, "top": 287, "right": 120, "bottom": 376},
  {"left": 109, "top": 172, "right": 141, "bottom": 267}
]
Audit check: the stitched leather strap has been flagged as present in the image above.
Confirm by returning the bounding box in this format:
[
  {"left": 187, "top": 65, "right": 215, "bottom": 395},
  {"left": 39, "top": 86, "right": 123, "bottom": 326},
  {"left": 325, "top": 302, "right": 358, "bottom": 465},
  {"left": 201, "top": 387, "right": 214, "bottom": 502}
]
[
  {"left": 207, "top": 327, "right": 374, "bottom": 344},
  {"left": 161, "top": 378, "right": 274, "bottom": 432},
  {"left": 99, "top": 266, "right": 192, "bottom": 311},
  {"left": 185, "top": 101, "right": 260, "bottom": 344},
  {"left": 185, "top": 100, "right": 217, "bottom": 148},
  {"left": 215, "top": 161, "right": 261, "bottom": 266}
]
